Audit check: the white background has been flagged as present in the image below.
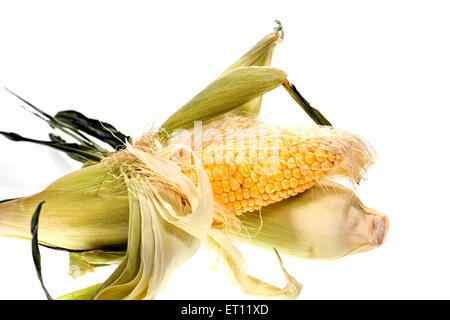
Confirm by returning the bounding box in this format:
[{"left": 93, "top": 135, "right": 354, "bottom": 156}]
[{"left": 0, "top": 0, "right": 449, "bottom": 300}]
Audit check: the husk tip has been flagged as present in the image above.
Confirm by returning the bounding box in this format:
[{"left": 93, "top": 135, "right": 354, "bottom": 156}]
[{"left": 366, "top": 208, "right": 389, "bottom": 246}]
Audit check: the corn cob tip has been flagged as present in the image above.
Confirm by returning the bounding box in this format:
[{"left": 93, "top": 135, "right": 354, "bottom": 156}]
[
  {"left": 357, "top": 205, "right": 388, "bottom": 252},
  {"left": 373, "top": 211, "right": 389, "bottom": 246}
]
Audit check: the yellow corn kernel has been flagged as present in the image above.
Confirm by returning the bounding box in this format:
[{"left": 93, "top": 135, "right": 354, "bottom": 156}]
[
  {"left": 284, "top": 169, "right": 292, "bottom": 179},
  {"left": 235, "top": 189, "right": 243, "bottom": 201},
  {"left": 230, "top": 178, "right": 240, "bottom": 191},
  {"left": 249, "top": 186, "right": 259, "bottom": 198}
]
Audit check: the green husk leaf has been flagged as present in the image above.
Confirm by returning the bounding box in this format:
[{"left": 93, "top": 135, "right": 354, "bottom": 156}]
[
  {"left": 48, "top": 133, "right": 66, "bottom": 143},
  {"left": 55, "top": 110, "right": 131, "bottom": 150},
  {"left": 219, "top": 24, "right": 283, "bottom": 119},
  {"left": 5, "top": 88, "right": 104, "bottom": 148},
  {"left": 220, "top": 30, "right": 280, "bottom": 76},
  {"left": 4, "top": 89, "right": 131, "bottom": 160},
  {"left": 160, "top": 66, "right": 287, "bottom": 138},
  {"left": 0, "top": 131, "right": 104, "bottom": 163},
  {"left": 30, "top": 201, "right": 53, "bottom": 300}
]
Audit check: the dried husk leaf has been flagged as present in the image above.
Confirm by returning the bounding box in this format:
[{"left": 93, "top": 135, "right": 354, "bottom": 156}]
[
  {"left": 83, "top": 141, "right": 214, "bottom": 299},
  {"left": 230, "top": 181, "right": 388, "bottom": 261}
]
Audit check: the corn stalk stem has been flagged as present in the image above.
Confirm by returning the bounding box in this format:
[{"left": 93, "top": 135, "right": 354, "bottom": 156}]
[{"left": 282, "top": 81, "right": 332, "bottom": 126}]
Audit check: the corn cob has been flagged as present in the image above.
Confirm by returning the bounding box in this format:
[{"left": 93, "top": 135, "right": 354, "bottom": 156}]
[{"left": 173, "top": 118, "right": 373, "bottom": 216}]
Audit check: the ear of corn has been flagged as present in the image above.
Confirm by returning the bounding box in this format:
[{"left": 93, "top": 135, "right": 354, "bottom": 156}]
[
  {"left": 230, "top": 180, "right": 388, "bottom": 260},
  {"left": 171, "top": 116, "right": 375, "bottom": 226},
  {"left": 0, "top": 24, "right": 388, "bottom": 300},
  {"left": 0, "top": 117, "right": 375, "bottom": 251},
  {"left": 0, "top": 121, "right": 382, "bottom": 299}
]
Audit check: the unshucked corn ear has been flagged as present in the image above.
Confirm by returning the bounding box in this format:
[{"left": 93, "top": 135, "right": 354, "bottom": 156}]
[
  {"left": 230, "top": 181, "right": 388, "bottom": 260},
  {"left": 0, "top": 117, "right": 381, "bottom": 300}
]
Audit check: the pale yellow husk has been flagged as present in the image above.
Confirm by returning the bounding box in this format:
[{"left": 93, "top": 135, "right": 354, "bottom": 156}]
[
  {"left": 230, "top": 180, "right": 388, "bottom": 261},
  {"left": 0, "top": 163, "right": 129, "bottom": 250}
]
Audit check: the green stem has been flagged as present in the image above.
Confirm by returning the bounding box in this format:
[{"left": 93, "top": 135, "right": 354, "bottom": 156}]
[{"left": 282, "top": 81, "right": 332, "bottom": 126}]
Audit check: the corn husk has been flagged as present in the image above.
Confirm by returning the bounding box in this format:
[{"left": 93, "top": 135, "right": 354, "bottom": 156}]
[
  {"left": 220, "top": 28, "right": 281, "bottom": 76},
  {"left": 87, "top": 141, "right": 214, "bottom": 299},
  {"left": 230, "top": 181, "right": 388, "bottom": 260},
  {"left": 160, "top": 67, "right": 286, "bottom": 138},
  {"left": 220, "top": 27, "right": 282, "bottom": 118},
  {"left": 0, "top": 163, "right": 129, "bottom": 250}
]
